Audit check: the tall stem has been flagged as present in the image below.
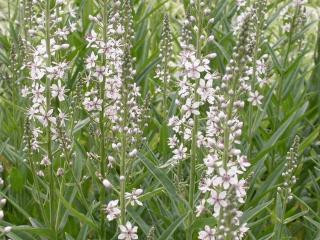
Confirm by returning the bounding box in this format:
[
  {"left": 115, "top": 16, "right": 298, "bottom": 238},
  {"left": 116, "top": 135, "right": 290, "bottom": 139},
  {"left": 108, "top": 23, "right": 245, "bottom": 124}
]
[
  {"left": 120, "top": 96, "right": 128, "bottom": 225},
  {"left": 44, "top": 0, "right": 55, "bottom": 236},
  {"left": 187, "top": 1, "right": 202, "bottom": 238},
  {"left": 99, "top": 1, "right": 108, "bottom": 238}
]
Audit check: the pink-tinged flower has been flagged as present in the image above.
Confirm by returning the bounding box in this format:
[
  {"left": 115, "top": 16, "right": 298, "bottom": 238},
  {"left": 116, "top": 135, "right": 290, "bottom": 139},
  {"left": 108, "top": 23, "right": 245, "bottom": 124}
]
[
  {"left": 196, "top": 199, "right": 206, "bottom": 217},
  {"left": 172, "top": 144, "right": 187, "bottom": 160},
  {"left": 86, "top": 30, "right": 97, "bottom": 45},
  {"left": 238, "top": 223, "right": 249, "bottom": 239},
  {"left": 27, "top": 106, "right": 39, "bottom": 120},
  {"left": 104, "top": 200, "right": 121, "bottom": 221},
  {"left": 197, "top": 79, "right": 214, "bottom": 102},
  {"left": 21, "top": 86, "right": 29, "bottom": 97},
  {"left": 51, "top": 80, "right": 66, "bottom": 102},
  {"left": 235, "top": 179, "right": 247, "bottom": 203},
  {"left": 31, "top": 83, "right": 45, "bottom": 104},
  {"left": 40, "top": 155, "right": 51, "bottom": 166},
  {"left": 58, "top": 109, "right": 68, "bottom": 126},
  {"left": 168, "top": 135, "right": 178, "bottom": 149},
  {"left": 248, "top": 91, "right": 263, "bottom": 106},
  {"left": 181, "top": 98, "right": 200, "bottom": 118},
  {"left": 36, "top": 107, "right": 56, "bottom": 127},
  {"left": 118, "top": 222, "right": 138, "bottom": 240},
  {"left": 238, "top": 156, "right": 250, "bottom": 172},
  {"left": 198, "top": 225, "right": 216, "bottom": 240},
  {"left": 125, "top": 189, "right": 143, "bottom": 206},
  {"left": 185, "top": 59, "right": 205, "bottom": 79},
  {"left": 207, "top": 190, "right": 227, "bottom": 214},
  {"left": 199, "top": 177, "right": 213, "bottom": 193},
  {"left": 203, "top": 154, "right": 218, "bottom": 174},
  {"left": 217, "top": 167, "right": 238, "bottom": 189},
  {"left": 95, "top": 66, "right": 106, "bottom": 82},
  {"left": 86, "top": 52, "right": 98, "bottom": 69}
]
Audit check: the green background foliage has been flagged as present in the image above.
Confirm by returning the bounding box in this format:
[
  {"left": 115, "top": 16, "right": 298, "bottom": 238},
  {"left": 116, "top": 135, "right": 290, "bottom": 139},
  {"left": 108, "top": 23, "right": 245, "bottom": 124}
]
[{"left": 0, "top": 0, "right": 320, "bottom": 239}]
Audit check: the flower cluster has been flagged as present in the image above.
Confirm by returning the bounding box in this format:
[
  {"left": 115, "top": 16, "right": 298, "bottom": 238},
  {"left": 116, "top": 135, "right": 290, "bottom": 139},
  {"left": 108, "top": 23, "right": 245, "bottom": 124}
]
[
  {"left": 84, "top": 1, "right": 146, "bottom": 238},
  {"left": 278, "top": 135, "right": 301, "bottom": 201},
  {"left": 281, "top": 0, "right": 307, "bottom": 34},
  {"left": 21, "top": 0, "right": 78, "bottom": 176},
  {"left": 196, "top": 6, "right": 265, "bottom": 239},
  {"left": 165, "top": 14, "right": 217, "bottom": 168}
]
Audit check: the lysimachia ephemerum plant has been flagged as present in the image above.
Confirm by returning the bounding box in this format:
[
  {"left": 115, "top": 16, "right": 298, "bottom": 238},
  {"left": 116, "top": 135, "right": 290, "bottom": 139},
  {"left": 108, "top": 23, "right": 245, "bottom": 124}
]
[
  {"left": 165, "top": 1, "right": 268, "bottom": 239},
  {"left": 83, "top": 0, "right": 147, "bottom": 238},
  {"left": 21, "top": 0, "right": 78, "bottom": 235}
]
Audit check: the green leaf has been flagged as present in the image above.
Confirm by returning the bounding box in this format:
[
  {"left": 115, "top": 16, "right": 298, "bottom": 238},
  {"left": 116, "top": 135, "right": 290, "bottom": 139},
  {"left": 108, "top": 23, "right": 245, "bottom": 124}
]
[
  {"left": 56, "top": 190, "right": 98, "bottom": 230},
  {"left": 284, "top": 210, "right": 308, "bottom": 224},
  {"left": 242, "top": 200, "right": 273, "bottom": 223},
  {"left": 158, "top": 213, "right": 189, "bottom": 240},
  {"left": 138, "top": 152, "right": 182, "bottom": 205},
  {"left": 9, "top": 167, "right": 26, "bottom": 192},
  {"left": 273, "top": 193, "right": 284, "bottom": 239}
]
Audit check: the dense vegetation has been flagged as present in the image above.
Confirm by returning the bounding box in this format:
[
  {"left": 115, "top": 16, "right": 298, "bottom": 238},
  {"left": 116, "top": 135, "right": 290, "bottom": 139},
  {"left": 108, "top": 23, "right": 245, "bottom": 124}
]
[{"left": 0, "top": 0, "right": 320, "bottom": 239}]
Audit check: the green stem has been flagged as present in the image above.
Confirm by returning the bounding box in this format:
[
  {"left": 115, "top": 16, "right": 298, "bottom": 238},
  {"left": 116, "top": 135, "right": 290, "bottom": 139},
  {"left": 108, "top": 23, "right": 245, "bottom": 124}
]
[
  {"left": 45, "top": 0, "right": 55, "bottom": 236},
  {"left": 187, "top": 1, "right": 202, "bottom": 239},
  {"left": 99, "top": 1, "right": 108, "bottom": 238},
  {"left": 26, "top": 133, "right": 49, "bottom": 226},
  {"left": 276, "top": 7, "right": 299, "bottom": 126},
  {"left": 120, "top": 62, "right": 129, "bottom": 226}
]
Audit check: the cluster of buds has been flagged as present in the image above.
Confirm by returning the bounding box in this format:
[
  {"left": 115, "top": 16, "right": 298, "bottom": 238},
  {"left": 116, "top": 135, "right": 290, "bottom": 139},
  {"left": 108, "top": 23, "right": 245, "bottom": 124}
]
[
  {"left": 155, "top": 15, "right": 173, "bottom": 113},
  {"left": 0, "top": 164, "right": 10, "bottom": 234},
  {"left": 281, "top": 0, "right": 307, "bottom": 34},
  {"left": 277, "top": 135, "right": 300, "bottom": 201}
]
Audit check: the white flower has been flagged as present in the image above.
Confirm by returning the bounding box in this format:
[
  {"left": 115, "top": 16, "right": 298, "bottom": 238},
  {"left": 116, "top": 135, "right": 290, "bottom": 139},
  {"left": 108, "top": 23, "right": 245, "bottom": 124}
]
[
  {"left": 31, "top": 83, "right": 45, "bottom": 104},
  {"left": 235, "top": 179, "right": 247, "bottom": 203},
  {"left": 199, "top": 178, "right": 212, "bottom": 193},
  {"left": 21, "top": 86, "right": 29, "bottom": 97},
  {"left": 104, "top": 200, "right": 120, "bottom": 221},
  {"left": 238, "top": 156, "right": 250, "bottom": 172},
  {"left": 248, "top": 91, "right": 263, "bottom": 106},
  {"left": 238, "top": 223, "right": 249, "bottom": 239},
  {"left": 86, "top": 52, "right": 98, "bottom": 69},
  {"left": 181, "top": 98, "right": 200, "bottom": 118},
  {"left": 51, "top": 80, "right": 66, "bottom": 102},
  {"left": 195, "top": 199, "right": 206, "bottom": 217},
  {"left": 198, "top": 225, "right": 216, "bottom": 240},
  {"left": 86, "top": 30, "right": 97, "bottom": 45},
  {"left": 203, "top": 154, "right": 218, "bottom": 174},
  {"left": 168, "top": 135, "right": 178, "bottom": 149},
  {"left": 58, "top": 109, "right": 67, "bottom": 126},
  {"left": 40, "top": 155, "right": 51, "bottom": 166},
  {"left": 185, "top": 58, "right": 205, "bottom": 79},
  {"left": 36, "top": 107, "right": 56, "bottom": 126},
  {"left": 118, "top": 222, "right": 138, "bottom": 240},
  {"left": 207, "top": 190, "right": 227, "bottom": 214},
  {"left": 168, "top": 116, "right": 181, "bottom": 133},
  {"left": 3, "top": 226, "right": 12, "bottom": 233},
  {"left": 197, "top": 79, "right": 214, "bottom": 102},
  {"left": 95, "top": 66, "right": 105, "bottom": 82},
  {"left": 172, "top": 144, "right": 187, "bottom": 160},
  {"left": 27, "top": 106, "right": 39, "bottom": 119},
  {"left": 217, "top": 167, "right": 238, "bottom": 189},
  {"left": 125, "top": 189, "right": 143, "bottom": 206}
]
